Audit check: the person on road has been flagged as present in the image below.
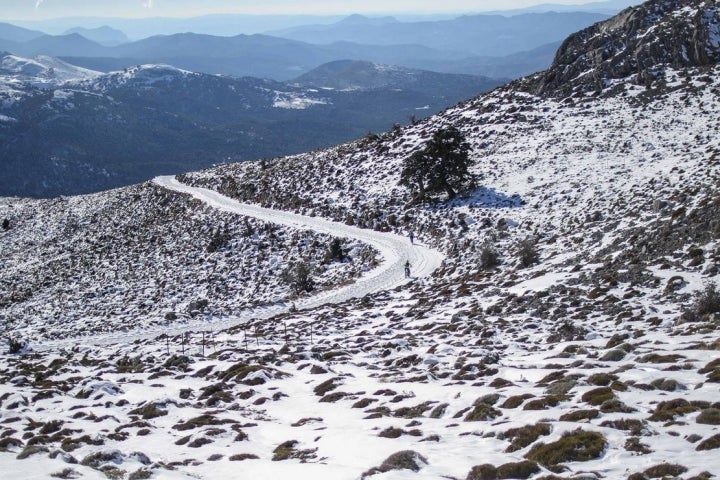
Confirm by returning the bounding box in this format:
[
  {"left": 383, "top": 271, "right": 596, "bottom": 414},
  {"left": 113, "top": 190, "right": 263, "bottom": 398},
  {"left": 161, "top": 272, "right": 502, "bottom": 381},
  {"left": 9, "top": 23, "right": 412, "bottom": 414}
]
[
  {"left": 404, "top": 260, "right": 411, "bottom": 278},
  {"left": 408, "top": 231, "right": 414, "bottom": 244}
]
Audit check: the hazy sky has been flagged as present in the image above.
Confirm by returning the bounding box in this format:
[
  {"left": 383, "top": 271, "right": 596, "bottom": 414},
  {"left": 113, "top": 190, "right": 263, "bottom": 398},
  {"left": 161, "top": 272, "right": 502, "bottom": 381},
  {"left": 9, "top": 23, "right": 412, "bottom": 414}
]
[{"left": 5, "top": 0, "right": 613, "bottom": 19}]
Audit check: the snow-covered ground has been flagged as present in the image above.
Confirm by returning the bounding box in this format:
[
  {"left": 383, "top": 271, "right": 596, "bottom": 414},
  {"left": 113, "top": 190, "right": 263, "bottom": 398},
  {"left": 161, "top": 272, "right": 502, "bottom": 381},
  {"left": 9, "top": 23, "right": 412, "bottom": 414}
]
[{"left": 1, "top": 2, "right": 719, "bottom": 479}]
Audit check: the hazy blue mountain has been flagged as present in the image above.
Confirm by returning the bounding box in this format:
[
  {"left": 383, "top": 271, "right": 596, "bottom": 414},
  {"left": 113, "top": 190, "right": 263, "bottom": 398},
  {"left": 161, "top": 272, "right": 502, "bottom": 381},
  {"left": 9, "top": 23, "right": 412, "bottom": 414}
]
[
  {"left": 412, "top": 41, "right": 562, "bottom": 79},
  {"left": 267, "top": 12, "right": 610, "bottom": 57},
  {"left": 490, "top": 0, "right": 643, "bottom": 15},
  {"left": 292, "top": 60, "right": 504, "bottom": 96},
  {"left": 64, "top": 26, "right": 129, "bottom": 46},
  {"left": 0, "top": 22, "right": 45, "bottom": 42},
  {"left": 40, "top": 33, "right": 476, "bottom": 80},
  {"left": 12, "top": 14, "right": 346, "bottom": 40},
  {"left": 0, "top": 13, "right": 603, "bottom": 81},
  {"left": 15, "top": 33, "right": 107, "bottom": 57}
]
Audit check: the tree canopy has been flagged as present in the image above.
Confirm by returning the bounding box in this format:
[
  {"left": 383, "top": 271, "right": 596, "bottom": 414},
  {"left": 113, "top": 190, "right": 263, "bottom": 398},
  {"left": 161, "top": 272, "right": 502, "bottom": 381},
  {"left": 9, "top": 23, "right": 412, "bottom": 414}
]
[{"left": 399, "top": 126, "right": 473, "bottom": 200}]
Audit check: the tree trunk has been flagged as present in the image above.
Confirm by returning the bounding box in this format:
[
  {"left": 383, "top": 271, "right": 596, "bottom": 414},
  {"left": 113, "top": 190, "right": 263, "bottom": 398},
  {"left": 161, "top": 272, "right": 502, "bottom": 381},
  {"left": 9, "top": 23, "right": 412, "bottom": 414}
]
[
  {"left": 443, "top": 180, "right": 456, "bottom": 199},
  {"left": 416, "top": 179, "right": 426, "bottom": 198}
]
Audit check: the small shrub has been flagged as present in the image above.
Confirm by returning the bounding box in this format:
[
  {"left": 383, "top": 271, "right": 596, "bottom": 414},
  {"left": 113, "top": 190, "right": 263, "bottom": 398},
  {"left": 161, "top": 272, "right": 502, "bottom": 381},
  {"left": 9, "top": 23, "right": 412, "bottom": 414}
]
[
  {"left": 173, "top": 415, "right": 234, "bottom": 431},
  {"left": 696, "top": 408, "right": 720, "bottom": 425},
  {"left": 367, "top": 450, "right": 428, "bottom": 477},
  {"left": 466, "top": 464, "right": 496, "bottom": 480},
  {"left": 496, "top": 460, "right": 540, "bottom": 479},
  {"left": 499, "top": 423, "right": 551, "bottom": 452},
  {"left": 581, "top": 387, "right": 614, "bottom": 406},
  {"left": 6, "top": 337, "right": 25, "bottom": 354},
  {"left": 128, "top": 469, "right": 153, "bottom": 480},
  {"left": 516, "top": 237, "right": 539, "bottom": 268},
  {"left": 378, "top": 427, "right": 404, "bottom": 439},
  {"left": 648, "top": 398, "right": 700, "bottom": 422},
  {"left": 50, "top": 469, "right": 80, "bottom": 479},
  {"left": 500, "top": 394, "right": 533, "bottom": 409},
  {"left": 525, "top": 429, "right": 606, "bottom": 472},
  {"left": 281, "top": 261, "right": 315, "bottom": 295},
  {"left": 464, "top": 402, "right": 501, "bottom": 422},
  {"left": 326, "top": 238, "right": 344, "bottom": 262},
  {"left": 600, "top": 348, "right": 626, "bottom": 361},
  {"left": 229, "top": 453, "right": 259, "bottom": 461},
  {"left": 313, "top": 378, "right": 341, "bottom": 396},
  {"left": 207, "top": 230, "right": 231, "bottom": 253},
  {"left": 696, "top": 433, "right": 720, "bottom": 451},
  {"left": 636, "top": 463, "right": 688, "bottom": 478},
  {"left": 600, "top": 418, "right": 647, "bottom": 436},
  {"left": 559, "top": 409, "right": 599, "bottom": 422},
  {"left": 272, "top": 440, "right": 317, "bottom": 462},
  {"left": 694, "top": 282, "right": 720, "bottom": 316},
  {"left": 587, "top": 373, "right": 617, "bottom": 386},
  {"left": 479, "top": 244, "right": 501, "bottom": 270},
  {"left": 130, "top": 402, "right": 167, "bottom": 420},
  {"left": 319, "top": 391, "right": 348, "bottom": 403},
  {"left": 625, "top": 437, "right": 652, "bottom": 454},
  {"left": 188, "top": 437, "right": 212, "bottom": 448},
  {"left": 17, "top": 445, "right": 49, "bottom": 460}
]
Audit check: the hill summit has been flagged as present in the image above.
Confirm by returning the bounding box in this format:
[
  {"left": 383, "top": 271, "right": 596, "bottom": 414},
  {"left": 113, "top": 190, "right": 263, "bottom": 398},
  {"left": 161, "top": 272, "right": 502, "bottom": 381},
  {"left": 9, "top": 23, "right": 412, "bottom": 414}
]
[{"left": 529, "top": 0, "right": 720, "bottom": 95}]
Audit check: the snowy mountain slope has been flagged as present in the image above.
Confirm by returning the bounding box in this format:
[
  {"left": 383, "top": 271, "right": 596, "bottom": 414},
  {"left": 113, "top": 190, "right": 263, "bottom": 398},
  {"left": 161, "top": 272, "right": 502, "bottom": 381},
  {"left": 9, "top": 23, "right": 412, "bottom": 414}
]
[
  {"left": 0, "top": 52, "right": 101, "bottom": 106},
  {"left": 1, "top": 1, "right": 719, "bottom": 479},
  {"left": 0, "top": 52, "right": 100, "bottom": 87}
]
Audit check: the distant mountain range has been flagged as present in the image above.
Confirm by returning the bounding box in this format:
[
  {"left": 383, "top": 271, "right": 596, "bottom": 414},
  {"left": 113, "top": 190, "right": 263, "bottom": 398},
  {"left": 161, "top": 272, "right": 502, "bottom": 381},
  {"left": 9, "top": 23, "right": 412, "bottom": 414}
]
[
  {"left": 0, "top": 29, "right": 557, "bottom": 81},
  {"left": 63, "top": 26, "right": 129, "bottom": 46},
  {"left": 0, "top": 10, "right": 612, "bottom": 81},
  {"left": 267, "top": 12, "right": 610, "bottom": 58},
  {"left": 0, "top": 55, "right": 503, "bottom": 197}
]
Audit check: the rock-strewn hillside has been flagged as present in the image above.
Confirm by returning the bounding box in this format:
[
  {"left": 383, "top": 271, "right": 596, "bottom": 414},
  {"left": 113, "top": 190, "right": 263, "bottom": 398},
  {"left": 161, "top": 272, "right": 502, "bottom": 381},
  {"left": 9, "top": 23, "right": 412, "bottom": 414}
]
[
  {"left": 527, "top": 0, "right": 720, "bottom": 96},
  {"left": 0, "top": 1, "right": 719, "bottom": 479},
  {"left": 0, "top": 184, "right": 376, "bottom": 341}
]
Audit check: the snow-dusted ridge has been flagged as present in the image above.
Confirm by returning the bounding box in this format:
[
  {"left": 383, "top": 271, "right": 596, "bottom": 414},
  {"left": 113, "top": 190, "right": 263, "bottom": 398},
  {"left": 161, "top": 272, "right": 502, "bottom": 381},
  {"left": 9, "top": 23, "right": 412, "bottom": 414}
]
[{"left": 35, "top": 176, "right": 443, "bottom": 351}]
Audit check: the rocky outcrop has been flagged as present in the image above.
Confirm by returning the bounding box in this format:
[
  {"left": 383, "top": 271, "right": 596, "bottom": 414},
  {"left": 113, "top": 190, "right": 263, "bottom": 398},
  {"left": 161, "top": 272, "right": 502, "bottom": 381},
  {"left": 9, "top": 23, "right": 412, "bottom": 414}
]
[{"left": 527, "top": 0, "right": 720, "bottom": 96}]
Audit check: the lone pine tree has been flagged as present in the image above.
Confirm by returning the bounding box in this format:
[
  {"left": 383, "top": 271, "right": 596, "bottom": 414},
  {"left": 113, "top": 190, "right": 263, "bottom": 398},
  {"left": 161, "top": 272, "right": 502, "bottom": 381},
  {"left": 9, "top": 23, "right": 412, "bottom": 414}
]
[{"left": 399, "top": 126, "right": 473, "bottom": 200}]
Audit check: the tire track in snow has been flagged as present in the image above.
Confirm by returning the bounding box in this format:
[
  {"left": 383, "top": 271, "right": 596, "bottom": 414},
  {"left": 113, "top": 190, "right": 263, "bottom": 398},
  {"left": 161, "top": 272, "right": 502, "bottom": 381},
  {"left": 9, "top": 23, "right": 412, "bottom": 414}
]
[{"left": 36, "top": 176, "right": 445, "bottom": 350}]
